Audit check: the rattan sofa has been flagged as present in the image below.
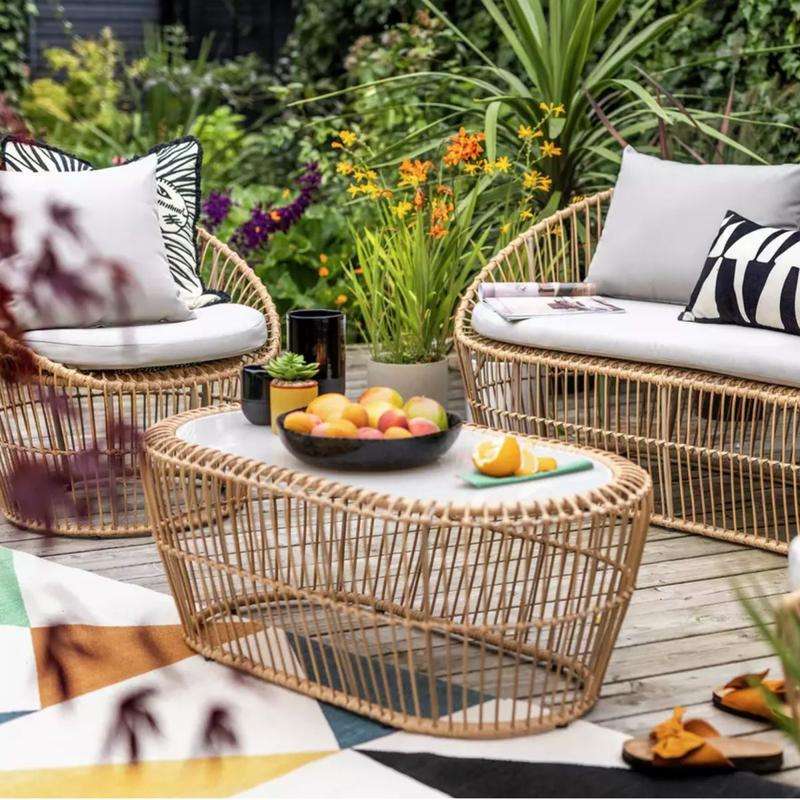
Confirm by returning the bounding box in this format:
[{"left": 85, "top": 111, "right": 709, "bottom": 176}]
[
  {"left": 456, "top": 190, "right": 800, "bottom": 554},
  {"left": 0, "top": 228, "right": 280, "bottom": 538}
]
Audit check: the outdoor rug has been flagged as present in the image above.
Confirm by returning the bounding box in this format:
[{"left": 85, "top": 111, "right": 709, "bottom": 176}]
[{"left": 0, "top": 545, "right": 796, "bottom": 798}]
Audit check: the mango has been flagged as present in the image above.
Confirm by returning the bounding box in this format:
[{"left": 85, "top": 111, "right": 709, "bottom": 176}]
[
  {"left": 402, "top": 396, "right": 447, "bottom": 431},
  {"left": 358, "top": 386, "right": 403, "bottom": 408}
]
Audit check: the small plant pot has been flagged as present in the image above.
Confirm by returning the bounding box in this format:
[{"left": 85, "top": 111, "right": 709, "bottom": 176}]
[
  {"left": 366, "top": 358, "right": 449, "bottom": 406},
  {"left": 270, "top": 379, "right": 319, "bottom": 433}
]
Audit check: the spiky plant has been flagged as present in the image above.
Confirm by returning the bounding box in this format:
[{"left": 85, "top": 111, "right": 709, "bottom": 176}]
[{"left": 265, "top": 352, "right": 319, "bottom": 382}]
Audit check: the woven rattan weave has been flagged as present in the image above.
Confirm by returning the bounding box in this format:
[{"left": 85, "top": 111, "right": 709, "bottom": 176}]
[
  {"left": 455, "top": 191, "right": 800, "bottom": 555},
  {"left": 142, "top": 404, "right": 651, "bottom": 737},
  {"left": 0, "top": 229, "right": 280, "bottom": 538}
]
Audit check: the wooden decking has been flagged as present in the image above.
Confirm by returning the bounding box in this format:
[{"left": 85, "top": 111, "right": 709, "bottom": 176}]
[{"left": 1, "top": 345, "right": 796, "bottom": 785}]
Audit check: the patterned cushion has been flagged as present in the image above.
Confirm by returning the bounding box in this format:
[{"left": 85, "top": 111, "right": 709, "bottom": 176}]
[
  {"left": 681, "top": 210, "right": 800, "bottom": 334},
  {"left": 0, "top": 136, "right": 227, "bottom": 310}
]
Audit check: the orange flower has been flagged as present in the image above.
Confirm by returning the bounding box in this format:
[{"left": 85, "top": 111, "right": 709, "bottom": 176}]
[
  {"left": 319, "top": 266, "right": 330, "bottom": 278},
  {"left": 319, "top": 253, "right": 329, "bottom": 264},
  {"left": 270, "top": 210, "right": 282, "bottom": 222},
  {"left": 431, "top": 199, "right": 454, "bottom": 223},
  {"left": 335, "top": 294, "right": 348, "bottom": 305},
  {"left": 444, "top": 127, "right": 485, "bottom": 166},
  {"left": 354, "top": 267, "right": 364, "bottom": 275},
  {"left": 398, "top": 159, "right": 434, "bottom": 188},
  {"left": 413, "top": 188, "right": 425, "bottom": 209},
  {"left": 429, "top": 223, "right": 447, "bottom": 239},
  {"left": 541, "top": 140, "right": 562, "bottom": 158},
  {"left": 435, "top": 184, "right": 454, "bottom": 196}
]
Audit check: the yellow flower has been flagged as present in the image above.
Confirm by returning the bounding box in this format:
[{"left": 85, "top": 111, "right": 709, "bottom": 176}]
[
  {"left": 331, "top": 141, "right": 343, "bottom": 149},
  {"left": 319, "top": 253, "right": 329, "bottom": 264},
  {"left": 520, "top": 209, "right": 534, "bottom": 220},
  {"left": 493, "top": 156, "right": 512, "bottom": 173},
  {"left": 541, "top": 140, "right": 563, "bottom": 158},
  {"left": 319, "top": 266, "right": 330, "bottom": 278},
  {"left": 482, "top": 159, "right": 495, "bottom": 174},
  {"left": 347, "top": 184, "right": 361, "bottom": 197},
  {"left": 398, "top": 159, "right": 434, "bottom": 188},
  {"left": 570, "top": 194, "right": 586, "bottom": 205},
  {"left": 522, "top": 170, "right": 541, "bottom": 190},
  {"left": 335, "top": 293, "right": 348, "bottom": 305},
  {"left": 462, "top": 162, "right": 479, "bottom": 175},
  {"left": 553, "top": 103, "right": 565, "bottom": 116},
  {"left": 393, "top": 200, "right": 413, "bottom": 219},
  {"left": 517, "top": 124, "right": 534, "bottom": 139},
  {"left": 338, "top": 130, "right": 358, "bottom": 147},
  {"left": 537, "top": 175, "right": 552, "bottom": 192},
  {"left": 353, "top": 168, "right": 378, "bottom": 183},
  {"left": 282, "top": 187, "right": 291, "bottom": 199},
  {"left": 500, "top": 222, "right": 511, "bottom": 234},
  {"left": 336, "top": 161, "right": 354, "bottom": 176},
  {"left": 539, "top": 101, "right": 550, "bottom": 112}
]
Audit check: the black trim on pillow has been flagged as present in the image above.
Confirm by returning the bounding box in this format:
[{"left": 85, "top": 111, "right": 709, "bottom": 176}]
[
  {"left": 681, "top": 209, "right": 800, "bottom": 336},
  {"left": 1, "top": 135, "right": 93, "bottom": 172}
]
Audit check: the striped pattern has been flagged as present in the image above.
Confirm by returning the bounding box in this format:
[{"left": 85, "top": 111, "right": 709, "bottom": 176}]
[
  {"left": 0, "top": 136, "right": 226, "bottom": 309},
  {"left": 681, "top": 210, "right": 800, "bottom": 334}
]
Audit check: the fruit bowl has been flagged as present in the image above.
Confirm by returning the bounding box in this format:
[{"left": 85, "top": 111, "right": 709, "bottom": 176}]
[{"left": 276, "top": 411, "right": 463, "bottom": 470}]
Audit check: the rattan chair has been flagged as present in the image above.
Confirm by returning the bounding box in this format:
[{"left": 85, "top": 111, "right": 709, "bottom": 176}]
[
  {"left": 455, "top": 191, "right": 800, "bottom": 555},
  {"left": 0, "top": 228, "right": 280, "bottom": 538}
]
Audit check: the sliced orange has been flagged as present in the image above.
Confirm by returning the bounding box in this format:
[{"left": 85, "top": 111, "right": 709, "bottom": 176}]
[
  {"left": 515, "top": 448, "right": 539, "bottom": 476},
  {"left": 472, "top": 436, "right": 521, "bottom": 478},
  {"left": 538, "top": 456, "right": 558, "bottom": 472}
]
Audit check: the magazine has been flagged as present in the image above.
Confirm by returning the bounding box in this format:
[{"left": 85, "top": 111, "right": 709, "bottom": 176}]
[{"left": 478, "top": 282, "right": 625, "bottom": 321}]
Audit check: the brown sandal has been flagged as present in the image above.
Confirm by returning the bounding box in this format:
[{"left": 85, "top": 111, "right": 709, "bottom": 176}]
[
  {"left": 622, "top": 707, "right": 783, "bottom": 774},
  {"left": 712, "top": 669, "right": 790, "bottom": 723}
]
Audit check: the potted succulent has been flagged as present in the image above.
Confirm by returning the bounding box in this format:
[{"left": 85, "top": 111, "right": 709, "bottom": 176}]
[{"left": 265, "top": 352, "right": 320, "bottom": 432}]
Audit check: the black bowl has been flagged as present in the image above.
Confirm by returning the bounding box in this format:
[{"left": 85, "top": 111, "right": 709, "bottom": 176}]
[{"left": 276, "top": 411, "right": 463, "bottom": 471}]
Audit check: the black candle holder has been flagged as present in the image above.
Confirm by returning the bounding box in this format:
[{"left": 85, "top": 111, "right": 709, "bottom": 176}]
[
  {"left": 286, "top": 309, "right": 346, "bottom": 395},
  {"left": 241, "top": 364, "right": 271, "bottom": 425}
]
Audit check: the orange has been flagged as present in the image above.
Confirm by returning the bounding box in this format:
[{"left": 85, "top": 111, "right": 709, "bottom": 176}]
[
  {"left": 515, "top": 448, "right": 539, "bottom": 476},
  {"left": 472, "top": 436, "right": 521, "bottom": 478},
  {"left": 538, "top": 456, "right": 557, "bottom": 472}
]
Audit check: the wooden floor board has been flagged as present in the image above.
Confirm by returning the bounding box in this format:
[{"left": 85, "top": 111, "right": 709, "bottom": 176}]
[{"left": 1, "top": 346, "right": 797, "bottom": 783}]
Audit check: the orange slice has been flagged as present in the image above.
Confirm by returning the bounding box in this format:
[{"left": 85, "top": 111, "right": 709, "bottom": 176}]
[
  {"left": 515, "top": 448, "right": 539, "bottom": 476},
  {"left": 472, "top": 436, "right": 521, "bottom": 478},
  {"left": 538, "top": 456, "right": 557, "bottom": 472}
]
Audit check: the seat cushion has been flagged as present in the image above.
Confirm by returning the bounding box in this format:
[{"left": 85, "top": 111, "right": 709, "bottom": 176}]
[
  {"left": 471, "top": 297, "right": 800, "bottom": 389},
  {"left": 24, "top": 304, "right": 267, "bottom": 370}
]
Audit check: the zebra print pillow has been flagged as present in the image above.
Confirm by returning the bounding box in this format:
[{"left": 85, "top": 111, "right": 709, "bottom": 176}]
[
  {"left": 681, "top": 210, "right": 800, "bottom": 334},
  {"left": 1, "top": 136, "right": 227, "bottom": 309}
]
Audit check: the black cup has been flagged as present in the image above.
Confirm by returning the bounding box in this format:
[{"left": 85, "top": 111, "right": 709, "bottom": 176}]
[
  {"left": 241, "top": 365, "right": 271, "bottom": 425},
  {"left": 286, "top": 309, "right": 346, "bottom": 395}
]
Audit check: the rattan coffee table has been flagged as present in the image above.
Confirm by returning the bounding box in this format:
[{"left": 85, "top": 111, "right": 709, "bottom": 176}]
[{"left": 142, "top": 403, "right": 651, "bottom": 738}]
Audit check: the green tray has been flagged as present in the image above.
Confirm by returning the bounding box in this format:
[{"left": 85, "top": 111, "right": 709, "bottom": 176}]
[{"left": 459, "top": 457, "right": 594, "bottom": 488}]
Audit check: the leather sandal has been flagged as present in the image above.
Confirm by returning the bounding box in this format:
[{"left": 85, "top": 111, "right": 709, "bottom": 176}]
[
  {"left": 712, "top": 669, "right": 790, "bottom": 723},
  {"left": 622, "top": 707, "right": 783, "bottom": 773}
]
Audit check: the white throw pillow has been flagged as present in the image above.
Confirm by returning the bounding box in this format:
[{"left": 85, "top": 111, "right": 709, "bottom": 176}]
[
  {"left": 0, "top": 154, "right": 193, "bottom": 330},
  {"left": 586, "top": 147, "right": 800, "bottom": 305}
]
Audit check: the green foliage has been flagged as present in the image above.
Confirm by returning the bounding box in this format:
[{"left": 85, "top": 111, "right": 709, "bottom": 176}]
[
  {"left": 265, "top": 352, "right": 319, "bottom": 381},
  {"left": 0, "top": 0, "right": 36, "bottom": 101}
]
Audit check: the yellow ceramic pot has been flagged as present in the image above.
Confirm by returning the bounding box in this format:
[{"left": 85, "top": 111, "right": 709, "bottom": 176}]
[{"left": 270, "top": 380, "right": 319, "bottom": 433}]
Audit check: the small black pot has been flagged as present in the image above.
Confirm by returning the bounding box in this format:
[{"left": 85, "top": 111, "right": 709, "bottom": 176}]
[
  {"left": 276, "top": 411, "right": 463, "bottom": 471},
  {"left": 241, "top": 365, "right": 271, "bottom": 425}
]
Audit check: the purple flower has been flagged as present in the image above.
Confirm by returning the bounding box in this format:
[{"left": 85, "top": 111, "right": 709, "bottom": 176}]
[
  {"left": 231, "top": 163, "right": 322, "bottom": 253},
  {"left": 201, "top": 191, "right": 233, "bottom": 232}
]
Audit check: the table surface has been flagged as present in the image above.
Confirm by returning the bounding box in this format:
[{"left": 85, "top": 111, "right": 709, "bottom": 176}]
[{"left": 176, "top": 409, "right": 616, "bottom": 511}]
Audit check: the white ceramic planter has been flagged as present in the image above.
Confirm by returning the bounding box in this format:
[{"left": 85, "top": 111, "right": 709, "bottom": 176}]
[{"left": 366, "top": 358, "right": 449, "bottom": 407}]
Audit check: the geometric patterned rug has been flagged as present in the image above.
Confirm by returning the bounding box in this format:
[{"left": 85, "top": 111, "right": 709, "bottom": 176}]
[{"left": 0, "top": 546, "right": 796, "bottom": 798}]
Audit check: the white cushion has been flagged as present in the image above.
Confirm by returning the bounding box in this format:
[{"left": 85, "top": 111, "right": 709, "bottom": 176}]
[
  {"left": 0, "top": 155, "right": 192, "bottom": 330},
  {"left": 472, "top": 298, "right": 800, "bottom": 389},
  {"left": 586, "top": 147, "right": 800, "bottom": 305},
  {"left": 23, "top": 304, "right": 267, "bottom": 370}
]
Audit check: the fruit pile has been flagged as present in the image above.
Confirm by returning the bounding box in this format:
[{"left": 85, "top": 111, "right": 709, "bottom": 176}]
[
  {"left": 472, "top": 435, "right": 557, "bottom": 478},
  {"left": 283, "top": 387, "right": 449, "bottom": 440}
]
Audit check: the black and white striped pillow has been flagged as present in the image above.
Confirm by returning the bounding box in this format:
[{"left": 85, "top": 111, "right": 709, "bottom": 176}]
[
  {"left": 1, "top": 136, "right": 227, "bottom": 309},
  {"left": 681, "top": 210, "right": 800, "bottom": 335}
]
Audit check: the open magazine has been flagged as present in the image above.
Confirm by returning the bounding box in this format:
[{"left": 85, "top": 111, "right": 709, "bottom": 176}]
[{"left": 479, "top": 282, "right": 625, "bottom": 322}]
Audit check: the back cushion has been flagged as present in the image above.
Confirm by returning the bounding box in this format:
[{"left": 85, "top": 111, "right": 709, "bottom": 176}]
[{"left": 586, "top": 147, "right": 800, "bottom": 305}]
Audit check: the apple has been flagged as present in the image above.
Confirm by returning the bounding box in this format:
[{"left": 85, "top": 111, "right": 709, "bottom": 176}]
[
  {"left": 363, "top": 400, "right": 396, "bottom": 428},
  {"left": 358, "top": 386, "right": 403, "bottom": 408},
  {"left": 283, "top": 411, "right": 322, "bottom": 434},
  {"left": 384, "top": 426, "right": 413, "bottom": 439},
  {"left": 310, "top": 419, "right": 358, "bottom": 438},
  {"left": 377, "top": 408, "right": 408, "bottom": 433},
  {"left": 408, "top": 417, "right": 439, "bottom": 437},
  {"left": 402, "top": 396, "right": 448, "bottom": 431},
  {"left": 306, "top": 393, "right": 350, "bottom": 422},
  {"left": 356, "top": 427, "right": 384, "bottom": 439}
]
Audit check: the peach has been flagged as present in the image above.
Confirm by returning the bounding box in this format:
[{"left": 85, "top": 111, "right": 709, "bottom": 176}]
[
  {"left": 363, "top": 400, "right": 396, "bottom": 428},
  {"left": 356, "top": 427, "right": 384, "bottom": 440},
  {"left": 341, "top": 403, "right": 369, "bottom": 428},
  {"left": 377, "top": 408, "right": 408, "bottom": 433},
  {"left": 384, "top": 426, "right": 413, "bottom": 440},
  {"left": 408, "top": 417, "right": 439, "bottom": 437},
  {"left": 310, "top": 419, "right": 358, "bottom": 438},
  {"left": 403, "top": 396, "right": 447, "bottom": 431},
  {"left": 358, "top": 386, "right": 403, "bottom": 408},
  {"left": 306, "top": 393, "right": 351, "bottom": 422},
  {"left": 283, "top": 411, "right": 322, "bottom": 434}
]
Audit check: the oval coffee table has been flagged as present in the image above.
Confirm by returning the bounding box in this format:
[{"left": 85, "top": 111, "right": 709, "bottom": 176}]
[{"left": 142, "top": 403, "right": 652, "bottom": 738}]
